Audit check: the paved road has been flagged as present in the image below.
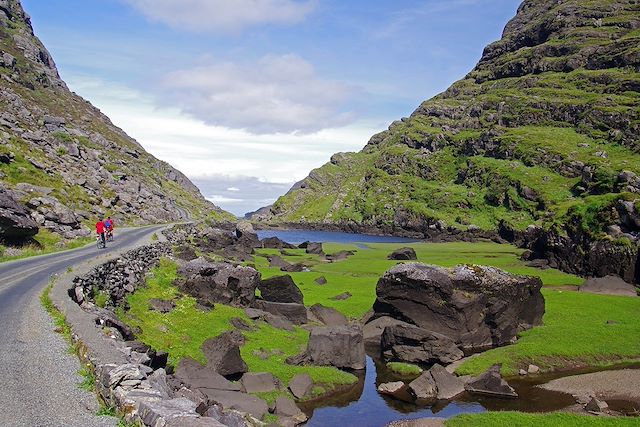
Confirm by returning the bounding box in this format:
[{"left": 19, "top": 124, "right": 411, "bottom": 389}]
[{"left": 0, "top": 226, "right": 164, "bottom": 427}]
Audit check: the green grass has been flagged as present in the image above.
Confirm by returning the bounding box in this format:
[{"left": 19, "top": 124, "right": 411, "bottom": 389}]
[
  {"left": 456, "top": 289, "right": 640, "bottom": 376},
  {"left": 118, "top": 259, "right": 357, "bottom": 400},
  {"left": 446, "top": 412, "right": 640, "bottom": 427},
  {"left": 386, "top": 362, "right": 423, "bottom": 376}
]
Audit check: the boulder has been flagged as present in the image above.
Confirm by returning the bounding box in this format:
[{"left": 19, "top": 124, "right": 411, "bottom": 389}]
[
  {"left": 429, "top": 364, "right": 465, "bottom": 400},
  {"left": 203, "top": 390, "right": 269, "bottom": 419},
  {"left": 203, "top": 404, "right": 258, "bottom": 427},
  {"left": 388, "top": 247, "right": 417, "bottom": 260},
  {"left": 137, "top": 398, "right": 198, "bottom": 426},
  {"left": 314, "top": 276, "right": 327, "bottom": 285},
  {"left": 465, "top": 364, "right": 518, "bottom": 398},
  {"left": 288, "top": 373, "right": 313, "bottom": 399},
  {"left": 201, "top": 331, "right": 248, "bottom": 376},
  {"left": 240, "top": 372, "right": 279, "bottom": 393},
  {"left": 527, "top": 364, "right": 540, "bottom": 374},
  {"left": 258, "top": 275, "right": 304, "bottom": 304},
  {"left": 309, "top": 303, "right": 348, "bottom": 326},
  {"left": 244, "top": 308, "right": 267, "bottom": 320},
  {"left": 408, "top": 371, "right": 437, "bottom": 400},
  {"left": 175, "top": 358, "right": 241, "bottom": 392},
  {"left": 253, "top": 300, "right": 307, "bottom": 324},
  {"left": 274, "top": 396, "right": 307, "bottom": 425},
  {"left": 585, "top": 397, "right": 609, "bottom": 413},
  {"left": 377, "top": 381, "right": 407, "bottom": 397},
  {"left": 579, "top": 276, "right": 638, "bottom": 297},
  {"left": 166, "top": 418, "right": 225, "bottom": 427},
  {"left": 148, "top": 298, "right": 175, "bottom": 313},
  {"left": 261, "top": 236, "right": 295, "bottom": 249},
  {"left": 177, "top": 259, "right": 260, "bottom": 307},
  {"left": 229, "top": 317, "right": 253, "bottom": 331},
  {"left": 330, "top": 292, "right": 352, "bottom": 301},
  {"left": 0, "top": 187, "right": 38, "bottom": 241},
  {"left": 264, "top": 313, "right": 295, "bottom": 331},
  {"left": 235, "top": 221, "right": 259, "bottom": 248},
  {"left": 267, "top": 255, "right": 304, "bottom": 272},
  {"left": 305, "top": 242, "right": 324, "bottom": 255},
  {"left": 373, "top": 263, "right": 545, "bottom": 351},
  {"left": 363, "top": 316, "right": 407, "bottom": 344},
  {"left": 306, "top": 325, "right": 365, "bottom": 370},
  {"left": 381, "top": 323, "right": 464, "bottom": 365}
]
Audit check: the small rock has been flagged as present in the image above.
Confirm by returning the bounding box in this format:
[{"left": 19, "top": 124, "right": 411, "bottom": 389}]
[
  {"left": 330, "top": 292, "right": 352, "bottom": 301},
  {"left": 288, "top": 373, "right": 314, "bottom": 399},
  {"left": 585, "top": 397, "right": 609, "bottom": 413},
  {"left": 408, "top": 371, "right": 437, "bottom": 400},
  {"left": 314, "top": 276, "right": 327, "bottom": 285},
  {"left": 527, "top": 364, "right": 540, "bottom": 374},
  {"left": 240, "top": 372, "right": 279, "bottom": 393},
  {"left": 519, "top": 369, "right": 527, "bottom": 376},
  {"left": 377, "top": 381, "right": 406, "bottom": 396},
  {"left": 388, "top": 247, "right": 417, "bottom": 260}
]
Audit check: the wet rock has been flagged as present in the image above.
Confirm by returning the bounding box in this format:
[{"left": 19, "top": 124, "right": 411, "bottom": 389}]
[
  {"left": 585, "top": 397, "right": 609, "bottom": 413},
  {"left": 381, "top": 323, "right": 464, "bottom": 365},
  {"left": 253, "top": 300, "right": 307, "bottom": 324},
  {"left": 429, "top": 364, "right": 465, "bottom": 400},
  {"left": 307, "top": 325, "right": 365, "bottom": 370},
  {"left": 258, "top": 274, "right": 304, "bottom": 304},
  {"left": 274, "top": 396, "right": 307, "bottom": 425},
  {"left": 388, "top": 247, "right": 417, "bottom": 260},
  {"left": 579, "top": 276, "right": 638, "bottom": 297},
  {"left": 309, "top": 303, "right": 348, "bottom": 326},
  {"left": 201, "top": 331, "right": 248, "bottom": 376},
  {"left": 408, "top": 371, "right": 437, "bottom": 400},
  {"left": 373, "top": 263, "right": 545, "bottom": 352},
  {"left": 288, "top": 373, "right": 313, "bottom": 399},
  {"left": 465, "top": 364, "right": 518, "bottom": 398},
  {"left": 240, "top": 372, "right": 279, "bottom": 393},
  {"left": 148, "top": 298, "right": 175, "bottom": 313},
  {"left": 378, "top": 381, "right": 407, "bottom": 397}
]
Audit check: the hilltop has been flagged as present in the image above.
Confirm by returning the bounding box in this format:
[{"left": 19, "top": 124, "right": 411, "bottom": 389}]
[
  {"left": 0, "top": 0, "right": 233, "bottom": 244},
  {"left": 257, "top": 0, "right": 640, "bottom": 281}
]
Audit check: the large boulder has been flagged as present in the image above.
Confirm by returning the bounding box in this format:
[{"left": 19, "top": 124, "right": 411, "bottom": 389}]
[
  {"left": 235, "top": 221, "right": 259, "bottom": 248},
  {"left": 177, "top": 259, "right": 260, "bottom": 307},
  {"left": 0, "top": 187, "right": 38, "bottom": 241},
  {"left": 306, "top": 325, "right": 366, "bottom": 370},
  {"left": 309, "top": 303, "right": 348, "bottom": 326},
  {"left": 388, "top": 247, "right": 417, "bottom": 260},
  {"left": 579, "top": 275, "right": 638, "bottom": 297},
  {"left": 201, "top": 331, "right": 248, "bottom": 376},
  {"left": 373, "top": 263, "right": 544, "bottom": 352},
  {"left": 253, "top": 300, "right": 307, "bottom": 324},
  {"left": 381, "top": 323, "right": 463, "bottom": 365},
  {"left": 257, "top": 275, "right": 304, "bottom": 304},
  {"left": 261, "top": 236, "right": 295, "bottom": 249},
  {"left": 305, "top": 242, "right": 324, "bottom": 255}
]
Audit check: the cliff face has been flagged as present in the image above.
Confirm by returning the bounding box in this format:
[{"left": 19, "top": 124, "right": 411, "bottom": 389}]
[
  {"left": 0, "top": 0, "right": 233, "bottom": 241},
  {"left": 259, "top": 0, "right": 640, "bottom": 281}
]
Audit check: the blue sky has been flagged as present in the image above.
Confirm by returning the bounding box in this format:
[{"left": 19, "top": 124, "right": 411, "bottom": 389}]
[{"left": 23, "top": 0, "right": 521, "bottom": 216}]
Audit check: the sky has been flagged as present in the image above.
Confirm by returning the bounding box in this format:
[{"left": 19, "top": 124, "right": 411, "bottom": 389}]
[{"left": 22, "top": 0, "right": 521, "bottom": 216}]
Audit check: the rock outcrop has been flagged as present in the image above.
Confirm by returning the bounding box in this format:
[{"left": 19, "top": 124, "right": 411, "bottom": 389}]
[
  {"left": 371, "top": 263, "right": 544, "bottom": 362},
  {"left": 0, "top": 186, "right": 38, "bottom": 241}
]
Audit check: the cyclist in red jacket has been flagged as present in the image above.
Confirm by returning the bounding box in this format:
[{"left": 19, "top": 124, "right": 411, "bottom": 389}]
[{"left": 96, "top": 219, "right": 106, "bottom": 247}]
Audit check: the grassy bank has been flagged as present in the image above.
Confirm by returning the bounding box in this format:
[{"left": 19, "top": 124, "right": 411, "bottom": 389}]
[
  {"left": 1, "top": 229, "right": 92, "bottom": 263},
  {"left": 446, "top": 412, "right": 640, "bottom": 427}
]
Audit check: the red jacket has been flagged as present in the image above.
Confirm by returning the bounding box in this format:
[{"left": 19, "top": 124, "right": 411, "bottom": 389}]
[{"left": 96, "top": 221, "right": 105, "bottom": 233}]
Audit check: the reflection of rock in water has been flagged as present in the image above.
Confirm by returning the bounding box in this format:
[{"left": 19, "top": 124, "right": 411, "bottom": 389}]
[{"left": 298, "top": 363, "right": 365, "bottom": 418}]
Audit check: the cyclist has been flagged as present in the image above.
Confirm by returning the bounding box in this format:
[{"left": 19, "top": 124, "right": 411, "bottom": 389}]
[
  {"left": 105, "top": 216, "right": 114, "bottom": 241},
  {"left": 96, "top": 218, "right": 106, "bottom": 248}
]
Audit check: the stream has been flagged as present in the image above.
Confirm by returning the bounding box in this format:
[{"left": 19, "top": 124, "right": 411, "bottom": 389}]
[{"left": 257, "top": 229, "right": 640, "bottom": 425}]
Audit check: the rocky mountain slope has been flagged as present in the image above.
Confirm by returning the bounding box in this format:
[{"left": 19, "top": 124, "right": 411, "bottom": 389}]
[
  {"left": 257, "top": 0, "right": 640, "bottom": 281},
  {"left": 0, "top": 0, "right": 233, "bottom": 243}
]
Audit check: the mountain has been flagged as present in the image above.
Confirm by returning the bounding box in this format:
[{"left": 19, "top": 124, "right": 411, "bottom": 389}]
[
  {"left": 257, "top": 0, "right": 640, "bottom": 281},
  {"left": 0, "top": 0, "right": 234, "bottom": 242}
]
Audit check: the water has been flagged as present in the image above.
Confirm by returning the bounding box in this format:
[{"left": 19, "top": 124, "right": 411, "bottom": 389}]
[{"left": 256, "top": 229, "right": 419, "bottom": 246}]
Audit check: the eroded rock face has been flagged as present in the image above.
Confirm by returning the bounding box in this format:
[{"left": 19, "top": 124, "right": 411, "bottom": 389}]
[
  {"left": 177, "top": 258, "right": 260, "bottom": 308},
  {"left": 381, "top": 323, "right": 464, "bottom": 365},
  {"left": 306, "top": 325, "right": 366, "bottom": 370},
  {"left": 0, "top": 187, "right": 38, "bottom": 241},
  {"left": 373, "top": 263, "right": 545, "bottom": 352}
]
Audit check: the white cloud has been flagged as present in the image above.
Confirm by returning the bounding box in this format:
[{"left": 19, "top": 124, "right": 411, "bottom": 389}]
[
  {"left": 227, "top": 187, "right": 240, "bottom": 192},
  {"left": 206, "top": 195, "right": 245, "bottom": 203},
  {"left": 158, "top": 54, "right": 356, "bottom": 134},
  {"left": 121, "top": 0, "right": 316, "bottom": 33}
]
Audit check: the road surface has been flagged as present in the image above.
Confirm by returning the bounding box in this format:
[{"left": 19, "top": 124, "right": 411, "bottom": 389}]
[{"left": 0, "top": 225, "right": 164, "bottom": 427}]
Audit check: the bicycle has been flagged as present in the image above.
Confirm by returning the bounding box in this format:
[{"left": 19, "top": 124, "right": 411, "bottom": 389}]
[
  {"left": 106, "top": 229, "right": 114, "bottom": 242},
  {"left": 96, "top": 233, "right": 106, "bottom": 249}
]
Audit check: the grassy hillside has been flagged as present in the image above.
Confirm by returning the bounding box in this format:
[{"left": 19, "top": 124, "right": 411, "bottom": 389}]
[
  {"left": 262, "top": 0, "right": 640, "bottom": 251},
  {"left": 0, "top": 0, "right": 233, "bottom": 246}
]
